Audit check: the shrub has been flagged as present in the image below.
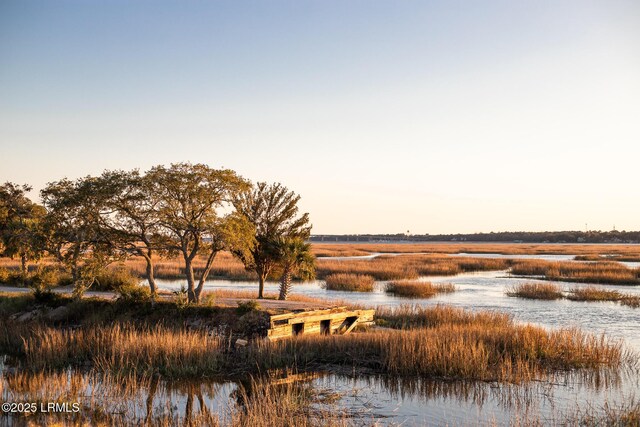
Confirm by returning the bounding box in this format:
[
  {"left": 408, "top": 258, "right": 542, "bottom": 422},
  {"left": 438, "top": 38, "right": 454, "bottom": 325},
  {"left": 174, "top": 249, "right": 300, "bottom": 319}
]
[
  {"left": 93, "top": 267, "right": 140, "bottom": 291},
  {"left": 173, "top": 286, "right": 189, "bottom": 309},
  {"left": 0, "top": 267, "right": 12, "bottom": 283},
  {"left": 236, "top": 300, "right": 261, "bottom": 315},
  {"left": 116, "top": 284, "right": 151, "bottom": 303},
  {"left": 323, "top": 274, "right": 375, "bottom": 292},
  {"left": 0, "top": 267, "right": 23, "bottom": 285},
  {"left": 29, "top": 267, "right": 63, "bottom": 303}
]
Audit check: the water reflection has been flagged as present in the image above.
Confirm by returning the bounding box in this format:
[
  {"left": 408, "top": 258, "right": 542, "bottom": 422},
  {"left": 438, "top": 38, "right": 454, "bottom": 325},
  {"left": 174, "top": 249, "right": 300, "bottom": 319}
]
[{"left": 1, "top": 365, "right": 637, "bottom": 426}]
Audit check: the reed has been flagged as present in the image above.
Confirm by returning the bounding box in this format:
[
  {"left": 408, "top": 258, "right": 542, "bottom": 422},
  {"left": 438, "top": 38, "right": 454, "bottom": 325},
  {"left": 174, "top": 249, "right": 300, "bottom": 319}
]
[
  {"left": 22, "top": 324, "right": 228, "bottom": 377},
  {"left": 323, "top": 274, "right": 375, "bottom": 292},
  {"left": 317, "top": 254, "right": 510, "bottom": 281},
  {"left": 12, "top": 304, "right": 626, "bottom": 384},
  {"left": 385, "top": 281, "right": 455, "bottom": 298},
  {"left": 311, "top": 243, "right": 640, "bottom": 257},
  {"left": 249, "top": 323, "right": 624, "bottom": 383},
  {"left": 505, "top": 283, "right": 564, "bottom": 300},
  {"left": 375, "top": 304, "right": 513, "bottom": 330},
  {"left": 567, "top": 287, "right": 624, "bottom": 302},
  {"left": 510, "top": 260, "right": 640, "bottom": 285},
  {"left": 567, "top": 287, "right": 640, "bottom": 308}
]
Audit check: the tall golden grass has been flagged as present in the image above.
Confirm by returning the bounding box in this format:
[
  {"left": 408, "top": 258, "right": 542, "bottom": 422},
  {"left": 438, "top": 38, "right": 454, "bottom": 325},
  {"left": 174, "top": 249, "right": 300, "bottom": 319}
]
[
  {"left": 567, "top": 287, "right": 640, "bottom": 308},
  {"left": 13, "top": 304, "right": 626, "bottom": 383},
  {"left": 22, "top": 324, "right": 228, "bottom": 376},
  {"left": 323, "top": 274, "right": 375, "bottom": 292},
  {"left": 510, "top": 260, "right": 640, "bottom": 285},
  {"left": 385, "top": 281, "right": 455, "bottom": 298},
  {"left": 505, "top": 283, "right": 564, "bottom": 300},
  {"left": 317, "top": 255, "right": 510, "bottom": 281},
  {"left": 312, "top": 242, "right": 640, "bottom": 257}
]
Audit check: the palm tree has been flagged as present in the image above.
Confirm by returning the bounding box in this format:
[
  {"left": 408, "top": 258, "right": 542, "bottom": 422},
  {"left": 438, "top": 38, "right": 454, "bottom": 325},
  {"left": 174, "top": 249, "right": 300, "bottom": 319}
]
[{"left": 273, "top": 236, "right": 315, "bottom": 300}]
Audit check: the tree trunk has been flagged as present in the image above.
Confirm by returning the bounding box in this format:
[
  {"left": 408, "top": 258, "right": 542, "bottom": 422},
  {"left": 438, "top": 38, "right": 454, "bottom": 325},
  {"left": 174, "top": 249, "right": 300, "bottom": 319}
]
[
  {"left": 20, "top": 254, "right": 27, "bottom": 285},
  {"left": 194, "top": 250, "right": 217, "bottom": 302},
  {"left": 257, "top": 274, "right": 266, "bottom": 299},
  {"left": 145, "top": 256, "right": 157, "bottom": 297},
  {"left": 278, "top": 269, "right": 292, "bottom": 300},
  {"left": 184, "top": 257, "right": 197, "bottom": 303}
]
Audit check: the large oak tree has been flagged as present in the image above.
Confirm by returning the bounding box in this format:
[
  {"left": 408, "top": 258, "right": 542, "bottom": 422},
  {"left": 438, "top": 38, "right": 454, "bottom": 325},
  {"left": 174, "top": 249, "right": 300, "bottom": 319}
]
[
  {"left": 147, "top": 163, "right": 253, "bottom": 303},
  {"left": 0, "top": 182, "right": 46, "bottom": 283}
]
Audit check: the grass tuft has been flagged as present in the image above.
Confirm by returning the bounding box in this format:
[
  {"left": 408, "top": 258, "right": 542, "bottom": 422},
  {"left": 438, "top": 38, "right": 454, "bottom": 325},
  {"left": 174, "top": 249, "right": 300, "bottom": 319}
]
[
  {"left": 323, "top": 274, "right": 375, "bottom": 292},
  {"left": 385, "top": 281, "right": 455, "bottom": 298},
  {"left": 505, "top": 283, "right": 564, "bottom": 300}
]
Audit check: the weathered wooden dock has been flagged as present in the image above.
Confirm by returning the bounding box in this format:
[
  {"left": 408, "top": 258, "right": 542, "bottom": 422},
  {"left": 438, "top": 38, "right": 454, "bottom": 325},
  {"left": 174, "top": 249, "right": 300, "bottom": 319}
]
[{"left": 267, "top": 306, "right": 375, "bottom": 341}]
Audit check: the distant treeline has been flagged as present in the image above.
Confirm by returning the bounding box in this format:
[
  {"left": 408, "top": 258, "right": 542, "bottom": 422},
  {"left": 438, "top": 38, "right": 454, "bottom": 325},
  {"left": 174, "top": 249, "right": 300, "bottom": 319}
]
[{"left": 311, "top": 231, "right": 640, "bottom": 244}]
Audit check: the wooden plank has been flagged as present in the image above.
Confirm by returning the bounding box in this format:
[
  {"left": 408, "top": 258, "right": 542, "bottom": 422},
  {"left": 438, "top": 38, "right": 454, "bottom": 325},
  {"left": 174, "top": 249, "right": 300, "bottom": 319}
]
[
  {"left": 267, "top": 308, "right": 376, "bottom": 340},
  {"left": 284, "top": 309, "right": 375, "bottom": 325},
  {"left": 270, "top": 307, "right": 348, "bottom": 322},
  {"left": 342, "top": 319, "right": 360, "bottom": 335}
]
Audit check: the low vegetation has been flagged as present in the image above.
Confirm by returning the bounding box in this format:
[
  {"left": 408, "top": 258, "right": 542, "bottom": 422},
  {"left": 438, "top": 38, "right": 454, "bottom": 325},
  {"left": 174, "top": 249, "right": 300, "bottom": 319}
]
[
  {"left": 317, "top": 254, "right": 510, "bottom": 281},
  {"left": 385, "top": 281, "right": 455, "bottom": 298},
  {"left": 312, "top": 242, "right": 640, "bottom": 257},
  {"left": 504, "top": 283, "right": 640, "bottom": 309},
  {"left": 567, "top": 287, "right": 640, "bottom": 308},
  {"left": 510, "top": 260, "right": 640, "bottom": 285},
  {"left": 323, "top": 273, "right": 375, "bottom": 292},
  {"left": 505, "top": 283, "right": 564, "bottom": 300},
  {"left": 1, "top": 296, "right": 626, "bottom": 385}
]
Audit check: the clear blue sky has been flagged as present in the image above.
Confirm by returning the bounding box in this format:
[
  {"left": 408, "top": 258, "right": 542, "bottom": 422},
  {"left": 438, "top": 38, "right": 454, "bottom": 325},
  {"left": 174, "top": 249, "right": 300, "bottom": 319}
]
[{"left": 1, "top": 1, "right": 639, "bottom": 234}]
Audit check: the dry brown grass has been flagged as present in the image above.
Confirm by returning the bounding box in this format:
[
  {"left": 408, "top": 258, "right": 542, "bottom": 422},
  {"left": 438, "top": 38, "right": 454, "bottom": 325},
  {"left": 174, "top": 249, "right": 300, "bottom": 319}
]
[
  {"left": 385, "top": 281, "right": 455, "bottom": 298},
  {"left": 22, "top": 324, "right": 228, "bottom": 376},
  {"left": 12, "top": 303, "right": 627, "bottom": 384},
  {"left": 505, "top": 283, "right": 564, "bottom": 300},
  {"left": 323, "top": 274, "right": 375, "bottom": 292},
  {"left": 311, "top": 243, "right": 640, "bottom": 257},
  {"left": 567, "top": 287, "right": 625, "bottom": 302},
  {"left": 510, "top": 260, "right": 640, "bottom": 285},
  {"left": 252, "top": 321, "right": 624, "bottom": 383},
  {"left": 317, "top": 254, "right": 510, "bottom": 281},
  {"left": 567, "top": 287, "right": 640, "bottom": 308},
  {"left": 0, "top": 251, "right": 255, "bottom": 283},
  {"left": 375, "top": 304, "right": 513, "bottom": 330}
]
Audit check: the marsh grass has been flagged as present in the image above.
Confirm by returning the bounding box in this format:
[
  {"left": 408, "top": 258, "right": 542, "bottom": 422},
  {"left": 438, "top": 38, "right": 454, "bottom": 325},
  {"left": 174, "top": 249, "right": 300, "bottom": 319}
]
[
  {"left": 567, "top": 287, "right": 640, "bottom": 308},
  {"left": 375, "top": 304, "right": 512, "bottom": 330},
  {"left": 323, "top": 274, "right": 375, "bottom": 292},
  {"left": 317, "top": 255, "right": 510, "bottom": 281},
  {"left": 8, "top": 302, "right": 625, "bottom": 384},
  {"left": 505, "top": 283, "right": 564, "bottom": 300},
  {"left": 567, "top": 287, "right": 624, "bottom": 302},
  {"left": 503, "top": 283, "right": 640, "bottom": 308},
  {"left": 385, "top": 281, "right": 456, "bottom": 298},
  {"left": 510, "top": 260, "right": 640, "bottom": 285},
  {"left": 312, "top": 243, "right": 640, "bottom": 257}
]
